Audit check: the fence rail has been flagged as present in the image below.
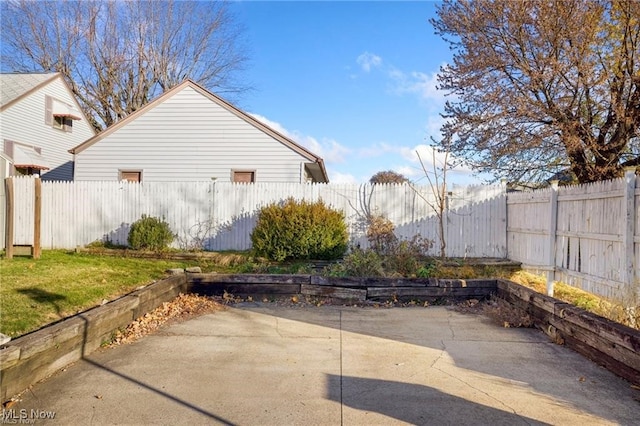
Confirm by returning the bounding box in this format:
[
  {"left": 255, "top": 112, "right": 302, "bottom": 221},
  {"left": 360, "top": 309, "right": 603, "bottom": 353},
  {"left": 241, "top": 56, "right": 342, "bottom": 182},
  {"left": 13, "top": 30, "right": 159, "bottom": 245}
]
[{"left": 3, "top": 172, "right": 638, "bottom": 301}]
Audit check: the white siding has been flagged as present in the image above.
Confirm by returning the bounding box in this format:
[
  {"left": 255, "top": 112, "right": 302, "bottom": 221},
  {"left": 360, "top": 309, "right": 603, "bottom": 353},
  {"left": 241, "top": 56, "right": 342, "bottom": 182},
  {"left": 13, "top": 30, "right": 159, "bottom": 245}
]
[
  {"left": 74, "top": 86, "right": 312, "bottom": 182},
  {"left": 0, "top": 76, "right": 95, "bottom": 181}
]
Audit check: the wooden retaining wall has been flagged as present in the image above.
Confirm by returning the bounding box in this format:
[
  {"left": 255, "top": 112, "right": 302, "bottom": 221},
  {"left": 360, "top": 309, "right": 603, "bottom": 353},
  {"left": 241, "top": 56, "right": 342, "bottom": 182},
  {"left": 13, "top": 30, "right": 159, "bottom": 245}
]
[
  {"left": 0, "top": 274, "right": 188, "bottom": 403},
  {"left": 186, "top": 274, "right": 497, "bottom": 302},
  {"left": 497, "top": 279, "right": 640, "bottom": 386},
  {"left": 2, "top": 274, "right": 638, "bottom": 403}
]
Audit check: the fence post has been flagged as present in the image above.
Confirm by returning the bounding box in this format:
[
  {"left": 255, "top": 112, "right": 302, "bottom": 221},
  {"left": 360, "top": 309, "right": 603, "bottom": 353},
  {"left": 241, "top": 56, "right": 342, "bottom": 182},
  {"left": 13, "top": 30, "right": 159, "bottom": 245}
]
[
  {"left": 546, "top": 180, "right": 559, "bottom": 296},
  {"left": 33, "top": 178, "right": 41, "bottom": 259},
  {"left": 501, "top": 179, "right": 508, "bottom": 259},
  {"left": 622, "top": 168, "right": 637, "bottom": 299},
  {"left": 4, "top": 177, "right": 13, "bottom": 259}
]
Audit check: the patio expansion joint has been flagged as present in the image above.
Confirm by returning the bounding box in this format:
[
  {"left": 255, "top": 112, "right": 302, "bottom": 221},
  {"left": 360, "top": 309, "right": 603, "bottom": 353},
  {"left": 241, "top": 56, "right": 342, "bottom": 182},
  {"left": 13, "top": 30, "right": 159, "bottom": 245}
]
[{"left": 339, "top": 310, "right": 344, "bottom": 426}]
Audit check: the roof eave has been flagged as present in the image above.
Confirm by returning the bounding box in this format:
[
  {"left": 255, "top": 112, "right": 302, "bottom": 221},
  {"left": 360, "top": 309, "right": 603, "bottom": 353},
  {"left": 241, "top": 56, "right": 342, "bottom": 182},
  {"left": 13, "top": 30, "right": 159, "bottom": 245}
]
[{"left": 305, "top": 160, "right": 329, "bottom": 183}]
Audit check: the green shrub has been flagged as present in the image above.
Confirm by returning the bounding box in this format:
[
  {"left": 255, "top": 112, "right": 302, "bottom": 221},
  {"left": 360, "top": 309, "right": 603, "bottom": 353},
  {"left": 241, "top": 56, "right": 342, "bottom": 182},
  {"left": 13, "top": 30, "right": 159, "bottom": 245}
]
[
  {"left": 325, "top": 247, "right": 385, "bottom": 277},
  {"left": 251, "top": 198, "right": 348, "bottom": 261},
  {"left": 324, "top": 214, "right": 434, "bottom": 278},
  {"left": 381, "top": 235, "right": 434, "bottom": 277},
  {"left": 128, "top": 215, "right": 174, "bottom": 251}
]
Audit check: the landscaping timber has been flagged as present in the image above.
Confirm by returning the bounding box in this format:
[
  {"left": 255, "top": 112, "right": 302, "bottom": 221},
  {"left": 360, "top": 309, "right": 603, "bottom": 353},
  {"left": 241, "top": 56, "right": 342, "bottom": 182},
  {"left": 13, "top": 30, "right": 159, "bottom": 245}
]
[
  {"left": 496, "top": 279, "right": 640, "bottom": 386},
  {"left": 0, "top": 274, "right": 188, "bottom": 402},
  {"left": 2, "top": 274, "right": 638, "bottom": 404},
  {"left": 301, "top": 284, "right": 367, "bottom": 302}
]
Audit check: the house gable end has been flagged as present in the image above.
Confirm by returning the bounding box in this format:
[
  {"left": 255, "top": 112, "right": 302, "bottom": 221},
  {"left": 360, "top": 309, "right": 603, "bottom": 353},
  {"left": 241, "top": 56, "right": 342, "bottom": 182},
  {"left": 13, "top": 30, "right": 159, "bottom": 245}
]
[{"left": 69, "top": 80, "right": 328, "bottom": 182}]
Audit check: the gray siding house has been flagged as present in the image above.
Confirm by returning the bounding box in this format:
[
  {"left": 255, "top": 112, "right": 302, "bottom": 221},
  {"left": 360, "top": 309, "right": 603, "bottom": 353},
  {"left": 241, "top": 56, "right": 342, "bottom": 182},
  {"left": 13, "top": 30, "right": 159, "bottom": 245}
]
[
  {"left": 0, "top": 73, "right": 96, "bottom": 181},
  {"left": 70, "top": 80, "right": 328, "bottom": 183}
]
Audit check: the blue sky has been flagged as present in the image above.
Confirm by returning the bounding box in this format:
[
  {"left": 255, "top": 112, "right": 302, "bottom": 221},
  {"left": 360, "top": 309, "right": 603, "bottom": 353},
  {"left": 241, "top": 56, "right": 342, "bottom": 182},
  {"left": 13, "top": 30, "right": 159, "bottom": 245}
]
[{"left": 233, "top": 1, "right": 488, "bottom": 185}]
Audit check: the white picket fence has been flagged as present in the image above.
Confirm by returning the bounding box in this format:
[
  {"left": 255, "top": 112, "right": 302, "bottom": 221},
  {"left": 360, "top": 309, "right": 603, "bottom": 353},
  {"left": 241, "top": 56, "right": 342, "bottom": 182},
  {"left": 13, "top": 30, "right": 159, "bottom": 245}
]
[
  {"left": 6, "top": 178, "right": 507, "bottom": 258},
  {"left": 5, "top": 174, "right": 639, "bottom": 300}
]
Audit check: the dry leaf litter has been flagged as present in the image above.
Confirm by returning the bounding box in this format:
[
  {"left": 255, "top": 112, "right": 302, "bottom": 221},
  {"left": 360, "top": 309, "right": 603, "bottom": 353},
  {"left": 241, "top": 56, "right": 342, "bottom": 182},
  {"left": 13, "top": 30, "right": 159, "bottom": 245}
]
[{"left": 107, "top": 293, "right": 224, "bottom": 347}]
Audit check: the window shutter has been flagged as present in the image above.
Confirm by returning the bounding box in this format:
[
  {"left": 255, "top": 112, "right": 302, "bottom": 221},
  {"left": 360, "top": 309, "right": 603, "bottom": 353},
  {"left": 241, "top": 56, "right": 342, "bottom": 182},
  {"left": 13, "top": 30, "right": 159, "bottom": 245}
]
[{"left": 45, "top": 95, "right": 52, "bottom": 126}]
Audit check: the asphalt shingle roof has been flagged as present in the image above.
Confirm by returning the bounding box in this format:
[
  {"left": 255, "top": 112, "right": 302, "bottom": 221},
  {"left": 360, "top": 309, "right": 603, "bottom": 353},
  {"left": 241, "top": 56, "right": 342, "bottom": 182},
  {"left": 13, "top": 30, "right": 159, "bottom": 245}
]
[{"left": 0, "top": 73, "right": 57, "bottom": 107}]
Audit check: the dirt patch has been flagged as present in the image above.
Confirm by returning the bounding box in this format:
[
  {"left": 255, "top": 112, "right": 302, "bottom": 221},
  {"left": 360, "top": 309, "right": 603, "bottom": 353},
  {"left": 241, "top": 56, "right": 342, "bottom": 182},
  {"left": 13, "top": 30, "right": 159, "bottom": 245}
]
[{"left": 454, "top": 296, "right": 534, "bottom": 328}]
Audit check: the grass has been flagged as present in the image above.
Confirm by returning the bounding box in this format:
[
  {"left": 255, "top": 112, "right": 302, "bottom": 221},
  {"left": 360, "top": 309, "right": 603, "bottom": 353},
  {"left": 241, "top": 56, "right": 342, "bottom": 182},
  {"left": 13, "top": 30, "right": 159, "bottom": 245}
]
[
  {"left": 2, "top": 250, "right": 636, "bottom": 338},
  {"left": 509, "top": 271, "right": 639, "bottom": 329},
  {"left": 0, "top": 250, "right": 212, "bottom": 337}
]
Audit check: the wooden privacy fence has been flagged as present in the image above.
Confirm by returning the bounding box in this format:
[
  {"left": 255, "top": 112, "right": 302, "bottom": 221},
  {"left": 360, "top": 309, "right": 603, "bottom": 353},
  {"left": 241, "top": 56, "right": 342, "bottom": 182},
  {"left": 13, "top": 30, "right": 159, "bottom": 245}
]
[
  {"left": 4, "top": 173, "right": 638, "bottom": 301},
  {"left": 507, "top": 169, "right": 639, "bottom": 300},
  {"left": 3, "top": 178, "right": 507, "bottom": 258}
]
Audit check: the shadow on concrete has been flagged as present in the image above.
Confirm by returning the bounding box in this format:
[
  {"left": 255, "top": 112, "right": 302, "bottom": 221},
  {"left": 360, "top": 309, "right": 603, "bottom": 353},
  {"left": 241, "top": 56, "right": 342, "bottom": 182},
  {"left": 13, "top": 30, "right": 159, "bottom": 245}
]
[
  {"left": 325, "top": 374, "right": 550, "bottom": 425},
  {"left": 232, "top": 304, "right": 637, "bottom": 424},
  {"left": 80, "top": 357, "right": 237, "bottom": 425}
]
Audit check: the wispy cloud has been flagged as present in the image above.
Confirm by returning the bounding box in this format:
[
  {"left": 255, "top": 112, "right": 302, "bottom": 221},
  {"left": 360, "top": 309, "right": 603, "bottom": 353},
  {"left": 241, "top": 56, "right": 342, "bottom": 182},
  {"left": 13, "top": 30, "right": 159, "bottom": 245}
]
[
  {"left": 402, "top": 144, "right": 475, "bottom": 181},
  {"left": 356, "top": 52, "right": 382, "bottom": 72},
  {"left": 329, "top": 171, "right": 359, "bottom": 184},
  {"left": 388, "top": 67, "right": 446, "bottom": 104},
  {"left": 351, "top": 142, "right": 474, "bottom": 182},
  {"left": 250, "top": 113, "right": 351, "bottom": 164},
  {"left": 357, "top": 142, "right": 397, "bottom": 158}
]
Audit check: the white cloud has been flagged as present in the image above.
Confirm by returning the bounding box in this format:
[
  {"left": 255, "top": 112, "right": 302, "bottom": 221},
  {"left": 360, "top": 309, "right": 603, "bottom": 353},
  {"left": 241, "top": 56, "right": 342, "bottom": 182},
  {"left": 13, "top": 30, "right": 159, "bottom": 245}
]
[
  {"left": 329, "top": 171, "right": 359, "bottom": 184},
  {"left": 249, "top": 113, "right": 351, "bottom": 164},
  {"left": 357, "top": 142, "right": 396, "bottom": 158},
  {"left": 388, "top": 67, "right": 446, "bottom": 104},
  {"left": 356, "top": 52, "right": 382, "bottom": 72},
  {"left": 354, "top": 143, "right": 474, "bottom": 183},
  {"left": 303, "top": 137, "right": 351, "bottom": 164}
]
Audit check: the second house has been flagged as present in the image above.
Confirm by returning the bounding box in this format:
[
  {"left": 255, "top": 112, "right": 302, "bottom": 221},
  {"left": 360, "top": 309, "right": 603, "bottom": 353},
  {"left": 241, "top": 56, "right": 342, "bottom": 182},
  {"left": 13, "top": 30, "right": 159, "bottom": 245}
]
[{"left": 70, "top": 80, "right": 328, "bottom": 183}]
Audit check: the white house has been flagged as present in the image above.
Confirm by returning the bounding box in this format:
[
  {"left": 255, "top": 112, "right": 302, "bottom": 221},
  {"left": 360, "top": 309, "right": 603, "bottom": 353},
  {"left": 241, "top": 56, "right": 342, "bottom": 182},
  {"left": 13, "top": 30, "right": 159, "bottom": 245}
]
[
  {"left": 70, "top": 80, "right": 328, "bottom": 183},
  {"left": 0, "top": 73, "right": 95, "bottom": 181}
]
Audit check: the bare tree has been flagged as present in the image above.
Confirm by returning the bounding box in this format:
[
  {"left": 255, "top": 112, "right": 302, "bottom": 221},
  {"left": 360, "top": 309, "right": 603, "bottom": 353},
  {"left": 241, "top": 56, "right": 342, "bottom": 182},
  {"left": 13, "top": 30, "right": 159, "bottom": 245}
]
[
  {"left": 1, "top": 0, "right": 249, "bottom": 131},
  {"left": 369, "top": 170, "right": 409, "bottom": 184},
  {"left": 432, "top": 0, "right": 640, "bottom": 184},
  {"left": 409, "top": 140, "right": 452, "bottom": 259}
]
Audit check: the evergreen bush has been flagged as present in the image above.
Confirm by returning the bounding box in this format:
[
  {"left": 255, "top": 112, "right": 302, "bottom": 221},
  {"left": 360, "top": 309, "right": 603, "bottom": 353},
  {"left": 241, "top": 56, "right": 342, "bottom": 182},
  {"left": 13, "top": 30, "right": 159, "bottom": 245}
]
[
  {"left": 128, "top": 215, "right": 174, "bottom": 251},
  {"left": 250, "top": 198, "right": 348, "bottom": 261}
]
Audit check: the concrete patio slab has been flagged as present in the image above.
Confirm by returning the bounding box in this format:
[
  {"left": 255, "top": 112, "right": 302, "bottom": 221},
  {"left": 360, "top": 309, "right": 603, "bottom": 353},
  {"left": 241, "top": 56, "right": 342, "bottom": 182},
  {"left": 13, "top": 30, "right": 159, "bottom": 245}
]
[{"left": 8, "top": 305, "right": 640, "bottom": 425}]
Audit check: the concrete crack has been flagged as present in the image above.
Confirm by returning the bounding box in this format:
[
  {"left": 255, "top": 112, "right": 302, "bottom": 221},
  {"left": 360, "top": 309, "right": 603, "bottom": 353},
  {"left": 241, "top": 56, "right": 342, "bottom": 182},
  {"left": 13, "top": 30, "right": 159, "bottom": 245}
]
[
  {"left": 429, "top": 339, "right": 447, "bottom": 369},
  {"left": 339, "top": 310, "right": 344, "bottom": 426},
  {"left": 447, "top": 311, "right": 456, "bottom": 339},
  {"left": 274, "top": 317, "right": 284, "bottom": 338},
  {"left": 431, "top": 353, "right": 533, "bottom": 425},
  {"left": 430, "top": 319, "right": 532, "bottom": 426}
]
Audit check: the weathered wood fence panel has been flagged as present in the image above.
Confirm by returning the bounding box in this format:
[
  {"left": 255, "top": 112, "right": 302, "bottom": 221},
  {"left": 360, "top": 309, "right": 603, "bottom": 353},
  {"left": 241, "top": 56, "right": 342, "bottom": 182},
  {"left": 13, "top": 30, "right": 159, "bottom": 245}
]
[{"left": 506, "top": 170, "right": 639, "bottom": 301}]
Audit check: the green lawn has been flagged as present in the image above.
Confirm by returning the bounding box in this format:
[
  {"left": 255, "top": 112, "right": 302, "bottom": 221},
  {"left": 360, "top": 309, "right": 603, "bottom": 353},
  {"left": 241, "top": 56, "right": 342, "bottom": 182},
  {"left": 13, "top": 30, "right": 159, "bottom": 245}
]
[
  {"left": 4, "top": 250, "right": 633, "bottom": 338},
  {"left": 0, "top": 250, "right": 208, "bottom": 337}
]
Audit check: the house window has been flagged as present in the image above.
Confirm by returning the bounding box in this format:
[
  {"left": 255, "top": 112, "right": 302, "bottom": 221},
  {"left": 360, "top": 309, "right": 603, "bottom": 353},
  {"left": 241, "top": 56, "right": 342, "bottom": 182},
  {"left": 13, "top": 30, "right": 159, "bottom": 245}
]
[
  {"left": 45, "top": 95, "right": 80, "bottom": 132},
  {"left": 119, "top": 170, "right": 142, "bottom": 182},
  {"left": 53, "top": 115, "right": 73, "bottom": 131},
  {"left": 232, "top": 170, "right": 255, "bottom": 183}
]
